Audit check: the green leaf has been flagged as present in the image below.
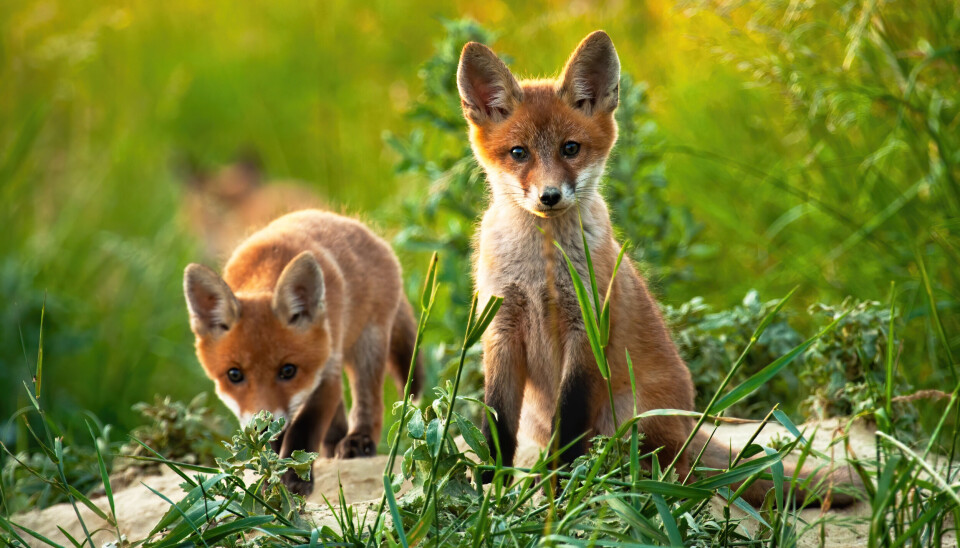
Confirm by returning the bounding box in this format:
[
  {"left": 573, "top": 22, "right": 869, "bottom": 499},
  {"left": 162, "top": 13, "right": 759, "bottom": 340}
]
[
  {"left": 652, "top": 494, "right": 683, "bottom": 546},
  {"left": 426, "top": 418, "right": 442, "bottom": 457},
  {"left": 149, "top": 473, "right": 231, "bottom": 536},
  {"left": 633, "top": 480, "right": 712, "bottom": 500},
  {"left": 0, "top": 514, "right": 65, "bottom": 548},
  {"left": 56, "top": 527, "right": 82, "bottom": 548},
  {"left": 691, "top": 452, "right": 784, "bottom": 490},
  {"left": 878, "top": 431, "right": 960, "bottom": 509},
  {"left": 420, "top": 252, "right": 439, "bottom": 312},
  {"left": 555, "top": 241, "right": 608, "bottom": 378},
  {"left": 383, "top": 475, "right": 409, "bottom": 548},
  {"left": 144, "top": 482, "right": 211, "bottom": 548},
  {"left": 34, "top": 294, "right": 45, "bottom": 400},
  {"left": 465, "top": 295, "right": 503, "bottom": 348},
  {"left": 599, "top": 243, "right": 628, "bottom": 348},
  {"left": 772, "top": 409, "right": 830, "bottom": 461},
  {"left": 455, "top": 411, "right": 490, "bottom": 462},
  {"left": 199, "top": 515, "right": 274, "bottom": 544},
  {"left": 407, "top": 408, "right": 425, "bottom": 439},
  {"left": 605, "top": 497, "right": 670, "bottom": 544},
  {"left": 717, "top": 486, "right": 771, "bottom": 527}
]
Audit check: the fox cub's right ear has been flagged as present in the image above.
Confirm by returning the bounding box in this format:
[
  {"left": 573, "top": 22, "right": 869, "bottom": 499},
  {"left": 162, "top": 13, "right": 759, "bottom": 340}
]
[
  {"left": 272, "top": 251, "right": 325, "bottom": 329},
  {"left": 184, "top": 264, "right": 240, "bottom": 338},
  {"left": 457, "top": 42, "right": 522, "bottom": 125}
]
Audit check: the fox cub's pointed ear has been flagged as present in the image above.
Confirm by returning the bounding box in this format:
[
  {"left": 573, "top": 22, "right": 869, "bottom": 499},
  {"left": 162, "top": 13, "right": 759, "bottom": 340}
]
[
  {"left": 457, "top": 42, "right": 523, "bottom": 125},
  {"left": 184, "top": 264, "right": 240, "bottom": 338},
  {"left": 273, "top": 251, "right": 325, "bottom": 328},
  {"left": 560, "top": 31, "right": 620, "bottom": 115}
]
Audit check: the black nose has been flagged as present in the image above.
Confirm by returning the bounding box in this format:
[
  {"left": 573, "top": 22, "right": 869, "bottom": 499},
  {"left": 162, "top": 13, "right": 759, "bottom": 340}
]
[{"left": 540, "top": 187, "right": 561, "bottom": 206}]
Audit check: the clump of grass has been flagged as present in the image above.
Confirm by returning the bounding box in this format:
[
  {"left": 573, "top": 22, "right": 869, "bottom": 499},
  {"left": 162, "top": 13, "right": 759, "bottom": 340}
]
[{"left": 2, "top": 226, "right": 959, "bottom": 548}]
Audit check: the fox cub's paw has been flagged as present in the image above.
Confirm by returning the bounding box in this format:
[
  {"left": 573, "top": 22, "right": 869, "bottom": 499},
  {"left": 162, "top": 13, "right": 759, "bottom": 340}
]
[
  {"left": 281, "top": 468, "right": 314, "bottom": 496},
  {"left": 337, "top": 433, "right": 377, "bottom": 458}
]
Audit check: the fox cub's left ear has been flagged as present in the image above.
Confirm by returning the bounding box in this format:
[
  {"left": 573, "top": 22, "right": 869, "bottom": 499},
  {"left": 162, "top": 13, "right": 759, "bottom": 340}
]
[
  {"left": 560, "top": 30, "right": 620, "bottom": 116},
  {"left": 273, "top": 251, "right": 325, "bottom": 329},
  {"left": 184, "top": 264, "right": 241, "bottom": 338}
]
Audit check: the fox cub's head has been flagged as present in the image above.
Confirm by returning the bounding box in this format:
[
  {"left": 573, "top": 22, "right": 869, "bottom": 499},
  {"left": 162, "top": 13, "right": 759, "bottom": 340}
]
[
  {"left": 457, "top": 31, "right": 620, "bottom": 218},
  {"left": 183, "top": 252, "right": 330, "bottom": 427}
]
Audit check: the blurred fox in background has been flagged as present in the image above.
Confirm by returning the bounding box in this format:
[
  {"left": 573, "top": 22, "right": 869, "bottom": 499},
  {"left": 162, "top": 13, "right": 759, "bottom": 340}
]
[{"left": 178, "top": 151, "right": 325, "bottom": 259}]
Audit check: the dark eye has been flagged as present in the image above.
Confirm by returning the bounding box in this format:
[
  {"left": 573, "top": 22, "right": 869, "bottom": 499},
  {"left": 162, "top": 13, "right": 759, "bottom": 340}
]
[
  {"left": 561, "top": 141, "right": 580, "bottom": 158},
  {"left": 510, "top": 146, "right": 528, "bottom": 161},
  {"left": 227, "top": 368, "right": 244, "bottom": 383},
  {"left": 278, "top": 363, "right": 297, "bottom": 380}
]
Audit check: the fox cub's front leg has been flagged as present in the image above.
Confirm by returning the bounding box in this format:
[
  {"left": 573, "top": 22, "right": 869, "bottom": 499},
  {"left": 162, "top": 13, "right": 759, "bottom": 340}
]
[
  {"left": 554, "top": 334, "right": 600, "bottom": 465},
  {"left": 339, "top": 324, "right": 389, "bottom": 458},
  {"left": 480, "top": 291, "right": 528, "bottom": 479},
  {"left": 277, "top": 377, "right": 342, "bottom": 495}
]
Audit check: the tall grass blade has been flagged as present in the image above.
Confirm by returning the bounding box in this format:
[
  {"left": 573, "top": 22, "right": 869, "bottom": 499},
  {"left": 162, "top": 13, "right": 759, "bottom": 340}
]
[
  {"left": 651, "top": 494, "right": 683, "bottom": 546},
  {"left": 34, "top": 294, "right": 45, "bottom": 400},
  {"left": 86, "top": 420, "right": 118, "bottom": 540},
  {"left": 199, "top": 515, "right": 274, "bottom": 544},
  {"left": 554, "top": 241, "right": 607, "bottom": 378},
  {"left": 53, "top": 437, "right": 95, "bottom": 547},
  {"left": 383, "top": 466, "right": 409, "bottom": 548},
  {"left": 885, "top": 282, "right": 896, "bottom": 422}
]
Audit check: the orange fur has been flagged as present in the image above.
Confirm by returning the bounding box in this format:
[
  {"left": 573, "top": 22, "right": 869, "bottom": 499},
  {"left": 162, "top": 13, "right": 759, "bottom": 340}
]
[{"left": 183, "top": 210, "right": 422, "bottom": 494}]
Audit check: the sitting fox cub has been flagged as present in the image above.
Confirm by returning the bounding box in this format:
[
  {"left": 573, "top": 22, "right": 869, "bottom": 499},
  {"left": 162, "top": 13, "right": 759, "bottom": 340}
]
[
  {"left": 183, "top": 210, "right": 422, "bottom": 494},
  {"left": 458, "top": 32, "right": 856, "bottom": 505}
]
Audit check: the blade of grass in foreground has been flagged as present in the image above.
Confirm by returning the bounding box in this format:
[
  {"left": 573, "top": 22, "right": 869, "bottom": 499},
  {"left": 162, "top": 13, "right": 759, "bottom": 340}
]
[
  {"left": 86, "top": 420, "right": 120, "bottom": 544},
  {"left": 383, "top": 475, "right": 409, "bottom": 548}
]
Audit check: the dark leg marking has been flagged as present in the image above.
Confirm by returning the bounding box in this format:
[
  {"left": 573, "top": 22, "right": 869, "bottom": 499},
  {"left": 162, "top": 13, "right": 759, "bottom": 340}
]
[{"left": 555, "top": 366, "right": 593, "bottom": 466}]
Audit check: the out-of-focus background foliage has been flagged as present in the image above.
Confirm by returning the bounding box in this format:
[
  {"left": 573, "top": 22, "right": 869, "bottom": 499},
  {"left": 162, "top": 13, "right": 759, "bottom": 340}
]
[{"left": 2, "top": 0, "right": 957, "bottom": 452}]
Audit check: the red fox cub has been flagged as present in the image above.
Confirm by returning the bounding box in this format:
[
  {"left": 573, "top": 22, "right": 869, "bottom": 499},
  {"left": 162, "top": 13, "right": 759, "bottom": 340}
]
[
  {"left": 183, "top": 210, "right": 422, "bottom": 494},
  {"left": 457, "top": 32, "right": 856, "bottom": 505}
]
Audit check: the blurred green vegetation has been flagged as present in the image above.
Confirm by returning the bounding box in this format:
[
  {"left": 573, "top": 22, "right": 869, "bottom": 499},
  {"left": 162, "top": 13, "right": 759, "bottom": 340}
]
[{"left": 1, "top": 0, "right": 957, "bottom": 453}]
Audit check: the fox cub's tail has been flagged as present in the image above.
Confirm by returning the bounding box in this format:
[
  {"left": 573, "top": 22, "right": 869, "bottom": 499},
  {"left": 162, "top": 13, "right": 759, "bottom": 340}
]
[
  {"left": 389, "top": 298, "right": 424, "bottom": 398},
  {"left": 691, "top": 429, "right": 861, "bottom": 508}
]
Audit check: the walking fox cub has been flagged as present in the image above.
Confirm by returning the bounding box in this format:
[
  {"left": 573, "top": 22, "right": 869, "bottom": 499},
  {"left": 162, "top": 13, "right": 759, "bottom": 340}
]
[
  {"left": 458, "top": 32, "right": 856, "bottom": 505},
  {"left": 183, "top": 210, "right": 422, "bottom": 494}
]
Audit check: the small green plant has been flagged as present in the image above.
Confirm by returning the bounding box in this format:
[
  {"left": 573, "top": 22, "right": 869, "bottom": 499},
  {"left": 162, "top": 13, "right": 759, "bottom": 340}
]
[
  {"left": 117, "top": 393, "right": 231, "bottom": 472},
  {"left": 665, "top": 290, "right": 804, "bottom": 417},
  {"left": 800, "top": 299, "right": 913, "bottom": 424},
  {"left": 0, "top": 420, "right": 115, "bottom": 515}
]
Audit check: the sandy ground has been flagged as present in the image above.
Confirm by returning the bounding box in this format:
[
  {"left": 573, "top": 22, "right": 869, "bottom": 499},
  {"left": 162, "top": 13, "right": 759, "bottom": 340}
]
[{"left": 12, "top": 419, "right": 957, "bottom": 547}]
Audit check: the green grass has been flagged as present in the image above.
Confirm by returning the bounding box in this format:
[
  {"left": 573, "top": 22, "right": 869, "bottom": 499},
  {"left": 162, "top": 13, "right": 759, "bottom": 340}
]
[
  {"left": 1, "top": 1, "right": 959, "bottom": 546},
  {"left": 1, "top": 239, "right": 958, "bottom": 546}
]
